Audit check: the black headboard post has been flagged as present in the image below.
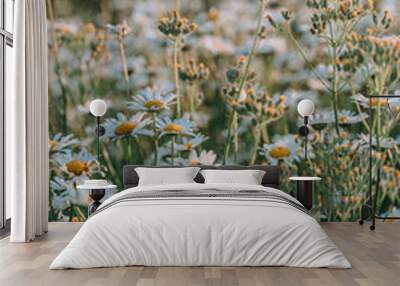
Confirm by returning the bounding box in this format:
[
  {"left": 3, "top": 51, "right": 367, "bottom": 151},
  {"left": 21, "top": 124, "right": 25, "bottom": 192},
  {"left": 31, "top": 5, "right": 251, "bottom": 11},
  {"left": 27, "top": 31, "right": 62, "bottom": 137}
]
[{"left": 123, "top": 165, "right": 280, "bottom": 189}]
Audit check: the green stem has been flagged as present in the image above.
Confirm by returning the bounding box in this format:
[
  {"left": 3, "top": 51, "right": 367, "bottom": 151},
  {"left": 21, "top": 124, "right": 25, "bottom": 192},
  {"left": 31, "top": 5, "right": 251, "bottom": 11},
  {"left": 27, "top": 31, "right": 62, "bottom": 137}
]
[
  {"left": 118, "top": 39, "right": 130, "bottom": 96},
  {"left": 329, "top": 21, "right": 340, "bottom": 136},
  {"left": 102, "top": 143, "right": 121, "bottom": 186},
  {"left": 47, "top": 0, "right": 68, "bottom": 133},
  {"left": 75, "top": 206, "right": 86, "bottom": 221},
  {"left": 133, "top": 137, "right": 144, "bottom": 164},
  {"left": 189, "top": 84, "right": 196, "bottom": 120},
  {"left": 151, "top": 113, "right": 159, "bottom": 165},
  {"left": 119, "top": 40, "right": 129, "bottom": 83},
  {"left": 127, "top": 137, "right": 133, "bottom": 163},
  {"left": 223, "top": 112, "right": 234, "bottom": 165},
  {"left": 233, "top": 112, "right": 239, "bottom": 163},
  {"left": 331, "top": 75, "right": 340, "bottom": 137},
  {"left": 69, "top": 202, "right": 74, "bottom": 222},
  {"left": 236, "top": 1, "right": 265, "bottom": 97},
  {"left": 250, "top": 119, "right": 262, "bottom": 165},
  {"left": 174, "top": 36, "right": 182, "bottom": 117},
  {"left": 171, "top": 136, "right": 176, "bottom": 165},
  {"left": 287, "top": 25, "right": 331, "bottom": 92},
  {"left": 223, "top": 0, "right": 266, "bottom": 164},
  {"left": 261, "top": 123, "right": 270, "bottom": 144},
  {"left": 355, "top": 101, "right": 370, "bottom": 131}
]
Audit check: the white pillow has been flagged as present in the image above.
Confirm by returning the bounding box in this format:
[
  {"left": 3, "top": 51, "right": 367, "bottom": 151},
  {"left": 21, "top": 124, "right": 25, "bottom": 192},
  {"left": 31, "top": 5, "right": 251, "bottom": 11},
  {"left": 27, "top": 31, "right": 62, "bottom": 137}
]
[
  {"left": 135, "top": 167, "right": 200, "bottom": 186},
  {"left": 200, "top": 169, "right": 266, "bottom": 185}
]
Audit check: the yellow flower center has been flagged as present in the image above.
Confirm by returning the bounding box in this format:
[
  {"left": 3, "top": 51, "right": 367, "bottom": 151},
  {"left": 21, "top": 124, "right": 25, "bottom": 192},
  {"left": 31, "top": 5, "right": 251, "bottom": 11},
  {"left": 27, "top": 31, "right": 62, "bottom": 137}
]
[
  {"left": 369, "top": 98, "right": 386, "bottom": 107},
  {"left": 190, "top": 23, "right": 198, "bottom": 31},
  {"left": 144, "top": 99, "right": 164, "bottom": 110},
  {"left": 164, "top": 123, "right": 183, "bottom": 134},
  {"left": 115, "top": 122, "right": 137, "bottom": 136},
  {"left": 85, "top": 23, "right": 96, "bottom": 33},
  {"left": 338, "top": 115, "right": 348, "bottom": 123},
  {"left": 189, "top": 159, "right": 199, "bottom": 166},
  {"left": 49, "top": 140, "right": 58, "bottom": 149},
  {"left": 269, "top": 146, "right": 291, "bottom": 159},
  {"left": 56, "top": 26, "right": 71, "bottom": 34},
  {"left": 383, "top": 165, "right": 392, "bottom": 173},
  {"left": 346, "top": 195, "right": 360, "bottom": 203},
  {"left": 266, "top": 107, "right": 276, "bottom": 116},
  {"left": 184, "top": 142, "right": 193, "bottom": 150},
  {"left": 207, "top": 8, "right": 219, "bottom": 22},
  {"left": 65, "top": 160, "right": 89, "bottom": 176}
]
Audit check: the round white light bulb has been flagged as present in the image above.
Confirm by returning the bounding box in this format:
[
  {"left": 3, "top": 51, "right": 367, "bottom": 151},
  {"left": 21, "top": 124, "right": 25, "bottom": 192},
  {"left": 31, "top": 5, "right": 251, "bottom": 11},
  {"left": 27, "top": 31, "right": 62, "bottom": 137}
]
[
  {"left": 297, "top": 99, "right": 315, "bottom": 117},
  {"left": 89, "top": 99, "right": 107, "bottom": 117}
]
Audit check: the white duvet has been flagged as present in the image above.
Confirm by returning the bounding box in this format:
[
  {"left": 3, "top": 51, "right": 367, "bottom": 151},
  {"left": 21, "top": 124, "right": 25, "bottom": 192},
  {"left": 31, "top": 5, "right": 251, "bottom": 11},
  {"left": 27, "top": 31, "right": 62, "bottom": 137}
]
[{"left": 50, "top": 183, "right": 351, "bottom": 269}]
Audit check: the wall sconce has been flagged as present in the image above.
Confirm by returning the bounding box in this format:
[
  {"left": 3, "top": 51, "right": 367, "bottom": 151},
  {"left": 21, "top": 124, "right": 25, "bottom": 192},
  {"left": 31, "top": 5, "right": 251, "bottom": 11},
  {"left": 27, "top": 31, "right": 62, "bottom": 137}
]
[
  {"left": 89, "top": 99, "right": 107, "bottom": 162},
  {"left": 297, "top": 99, "right": 314, "bottom": 161}
]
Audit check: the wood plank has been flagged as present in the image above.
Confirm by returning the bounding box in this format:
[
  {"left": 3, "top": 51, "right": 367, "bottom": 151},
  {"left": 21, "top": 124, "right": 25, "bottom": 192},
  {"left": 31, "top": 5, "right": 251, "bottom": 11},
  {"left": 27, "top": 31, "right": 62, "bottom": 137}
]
[{"left": 0, "top": 222, "right": 398, "bottom": 286}]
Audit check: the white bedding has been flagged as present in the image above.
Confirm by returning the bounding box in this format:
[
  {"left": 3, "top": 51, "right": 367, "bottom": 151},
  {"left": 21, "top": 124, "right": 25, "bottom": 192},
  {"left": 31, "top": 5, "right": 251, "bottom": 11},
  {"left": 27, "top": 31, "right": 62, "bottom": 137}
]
[{"left": 50, "top": 183, "right": 351, "bottom": 269}]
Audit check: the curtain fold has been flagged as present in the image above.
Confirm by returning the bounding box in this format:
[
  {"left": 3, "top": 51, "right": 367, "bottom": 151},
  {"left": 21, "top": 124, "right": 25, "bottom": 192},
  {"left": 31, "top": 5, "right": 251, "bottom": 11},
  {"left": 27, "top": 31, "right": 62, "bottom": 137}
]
[{"left": 7, "top": 0, "right": 49, "bottom": 242}]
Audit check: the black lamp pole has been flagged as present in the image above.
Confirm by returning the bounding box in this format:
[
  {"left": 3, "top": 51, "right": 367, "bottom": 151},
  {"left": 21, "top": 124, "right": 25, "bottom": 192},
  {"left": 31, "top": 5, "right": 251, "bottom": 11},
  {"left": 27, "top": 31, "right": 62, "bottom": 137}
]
[
  {"left": 95, "top": 116, "right": 105, "bottom": 163},
  {"left": 88, "top": 99, "right": 107, "bottom": 216},
  {"left": 89, "top": 116, "right": 106, "bottom": 216},
  {"left": 299, "top": 116, "right": 309, "bottom": 162},
  {"left": 297, "top": 99, "right": 314, "bottom": 162},
  {"left": 304, "top": 116, "right": 308, "bottom": 161}
]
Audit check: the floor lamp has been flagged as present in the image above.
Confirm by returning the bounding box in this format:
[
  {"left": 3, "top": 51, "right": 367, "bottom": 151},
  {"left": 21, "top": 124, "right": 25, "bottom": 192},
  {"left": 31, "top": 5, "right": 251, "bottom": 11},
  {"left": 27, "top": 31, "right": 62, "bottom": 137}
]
[
  {"left": 359, "top": 94, "right": 400, "bottom": 230},
  {"left": 87, "top": 99, "right": 107, "bottom": 215},
  {"left": 289, "top": 99, "right": 320, "bottom": 210}
]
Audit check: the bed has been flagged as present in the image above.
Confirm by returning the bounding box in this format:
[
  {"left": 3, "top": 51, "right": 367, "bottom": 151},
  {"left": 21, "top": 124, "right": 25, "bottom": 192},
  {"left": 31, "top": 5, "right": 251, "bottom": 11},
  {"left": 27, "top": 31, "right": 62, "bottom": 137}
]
[{"left": 50, "top": 165, "right": 351, "bottom": 269}]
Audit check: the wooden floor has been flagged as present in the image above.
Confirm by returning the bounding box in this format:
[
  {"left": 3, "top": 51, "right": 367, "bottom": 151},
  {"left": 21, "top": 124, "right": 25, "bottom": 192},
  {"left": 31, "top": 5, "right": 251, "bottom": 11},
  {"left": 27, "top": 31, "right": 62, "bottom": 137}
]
[{"left": 0, "top": 222, "right": 399, "bottom": 286}]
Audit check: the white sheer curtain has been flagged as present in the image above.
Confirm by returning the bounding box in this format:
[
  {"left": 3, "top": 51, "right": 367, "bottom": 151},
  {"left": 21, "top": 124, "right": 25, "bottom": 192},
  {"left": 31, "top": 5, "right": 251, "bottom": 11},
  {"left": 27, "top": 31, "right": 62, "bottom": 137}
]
[{"left": 7, "top": 0, "right": 49, "bottom": 242}]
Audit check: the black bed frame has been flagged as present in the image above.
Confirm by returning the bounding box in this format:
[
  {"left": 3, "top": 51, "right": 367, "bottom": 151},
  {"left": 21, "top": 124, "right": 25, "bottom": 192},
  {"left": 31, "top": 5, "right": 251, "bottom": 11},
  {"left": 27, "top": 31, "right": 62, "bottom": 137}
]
[{"left": 123, "top": 165, "right": 280, "bottom": 190}]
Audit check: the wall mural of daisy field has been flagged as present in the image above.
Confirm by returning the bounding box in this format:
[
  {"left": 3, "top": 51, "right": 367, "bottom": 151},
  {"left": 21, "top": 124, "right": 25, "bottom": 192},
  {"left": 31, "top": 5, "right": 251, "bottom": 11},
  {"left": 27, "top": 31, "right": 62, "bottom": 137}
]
[{"left": 47, "top": 0, "right": 400, "bottom": 222}]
